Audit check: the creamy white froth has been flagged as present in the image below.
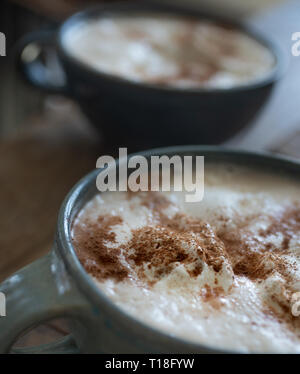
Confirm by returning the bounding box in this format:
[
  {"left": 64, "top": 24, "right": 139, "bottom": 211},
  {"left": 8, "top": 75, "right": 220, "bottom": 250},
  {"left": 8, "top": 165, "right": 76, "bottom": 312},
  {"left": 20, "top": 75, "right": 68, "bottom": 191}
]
[
  {"left": 64, "top": 15, "right": 275, "bottom": 89},
  {"left": 72, "top": 164, "right": 300, "bottom": 353}
]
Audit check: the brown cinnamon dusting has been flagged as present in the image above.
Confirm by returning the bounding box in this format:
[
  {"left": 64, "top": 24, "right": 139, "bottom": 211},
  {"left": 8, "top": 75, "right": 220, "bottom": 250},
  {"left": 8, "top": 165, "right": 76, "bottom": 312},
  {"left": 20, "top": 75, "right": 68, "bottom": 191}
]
[
  {"left": 136, "top": 19, "right": 237, "bottom": 86},
  {"left": 73, "top": 215, "right": 129, "bottom": 282},
  {"left": 259, "top": 206, "right": 300, "bottom": 251},
  {"left": 216, "top": 206, "right": 300, "bottom": 330},
  {"left": 73, "top": 192, "right": 227, "bottom": 285},
  {"left": 125, "top": 214, "right": 226, "bottom": 282},
  {"left": 201, "top": 285, "right": 224, "bottom": 299},
  {"left": 137, "top": 192, "right": 226, "bottom": 274},
  {"left": 217, "top": 205, "right": 300, "bottom": 282},
  {"left": 73, "top": 194, "right": 300, "bottom": 286},
  {"left": 200, "top": 284, "right": 226, "bottom": 309},
  {"left": 72, "top": 191, "right": 300, "bottom": 326}
]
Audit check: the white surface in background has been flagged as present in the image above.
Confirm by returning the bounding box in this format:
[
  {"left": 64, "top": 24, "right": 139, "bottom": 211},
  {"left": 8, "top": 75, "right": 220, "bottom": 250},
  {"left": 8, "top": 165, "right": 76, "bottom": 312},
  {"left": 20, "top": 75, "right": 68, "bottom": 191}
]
[{"left": 225, "top": 0, "right": 300, "bottom": 153}]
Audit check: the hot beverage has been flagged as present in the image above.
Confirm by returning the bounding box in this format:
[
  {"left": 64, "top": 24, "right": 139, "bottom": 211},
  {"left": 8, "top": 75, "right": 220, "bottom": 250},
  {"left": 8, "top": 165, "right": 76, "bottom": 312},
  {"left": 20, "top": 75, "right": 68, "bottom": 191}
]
[{"left": 72, "top": 163, "right": 300, "bottom": 353}]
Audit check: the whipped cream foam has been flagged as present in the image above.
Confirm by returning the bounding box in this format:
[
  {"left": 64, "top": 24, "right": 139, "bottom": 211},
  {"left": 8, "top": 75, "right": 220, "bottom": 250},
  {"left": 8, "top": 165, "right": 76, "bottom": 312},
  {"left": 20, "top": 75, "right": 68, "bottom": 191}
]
[
  {"left": 72, "top": 163, "right": 300, "bottom": 353},
  {"left": 63, "top": 14, "right": 275, "bottom": 89}
]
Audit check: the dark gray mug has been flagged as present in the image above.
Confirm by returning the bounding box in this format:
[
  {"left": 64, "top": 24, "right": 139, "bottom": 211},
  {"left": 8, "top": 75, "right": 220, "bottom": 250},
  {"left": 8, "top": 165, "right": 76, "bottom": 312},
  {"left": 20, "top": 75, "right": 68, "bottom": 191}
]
[
  {"left": 16, "top": 2, "right": 285, "bottom": 150},
  {"left": 0, "top": 146, "right": 299, "bottom": 353}
]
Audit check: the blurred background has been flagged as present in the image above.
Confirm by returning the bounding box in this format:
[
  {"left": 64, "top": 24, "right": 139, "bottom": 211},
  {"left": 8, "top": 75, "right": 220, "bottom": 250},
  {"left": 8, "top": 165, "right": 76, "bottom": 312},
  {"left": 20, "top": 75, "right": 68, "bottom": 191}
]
[
  {"left": 0, "top": 0, "right": 299, "bottom": 347},
  {"left": 0, "top": 0, "right": 292, "bottom": 138}
]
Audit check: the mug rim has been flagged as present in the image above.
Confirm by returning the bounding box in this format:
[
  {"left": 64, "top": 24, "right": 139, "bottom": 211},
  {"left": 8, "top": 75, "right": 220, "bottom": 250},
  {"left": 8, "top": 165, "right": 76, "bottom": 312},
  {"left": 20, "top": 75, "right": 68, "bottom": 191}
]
[
  {"left": 56, "top": 1, "right": 286, "bottom": 95},
  {"left": 56, "top": 145, "right": 300, "bottom": 353}
]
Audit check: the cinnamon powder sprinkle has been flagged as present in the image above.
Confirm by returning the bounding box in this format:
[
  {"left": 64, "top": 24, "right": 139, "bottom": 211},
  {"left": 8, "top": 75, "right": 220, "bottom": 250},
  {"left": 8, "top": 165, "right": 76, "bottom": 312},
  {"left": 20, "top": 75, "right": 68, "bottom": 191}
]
[
  {"left": 217, "top": 205, "right": 300, "bottom": 283},
  {"left": 72, "top": 192, "right": 227, "bottom": 284},
  {"left": 259, "top": 205, "right": 300, "bottom": 251},
  {"left": 73, "top": 215, "right": 129, "bottom": 282},
  {"left": 73, "top": 194, "right": 300, "bottom": 285},
  {"left": 72, "top": 192, "right": 300, "bottom": 326}
]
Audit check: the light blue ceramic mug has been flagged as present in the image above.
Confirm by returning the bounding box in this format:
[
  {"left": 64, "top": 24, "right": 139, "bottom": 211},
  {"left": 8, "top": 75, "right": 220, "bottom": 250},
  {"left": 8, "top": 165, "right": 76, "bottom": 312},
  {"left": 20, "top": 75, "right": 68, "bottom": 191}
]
[{"left": 0, "top": 146, "right": 299, "bottom": 353}]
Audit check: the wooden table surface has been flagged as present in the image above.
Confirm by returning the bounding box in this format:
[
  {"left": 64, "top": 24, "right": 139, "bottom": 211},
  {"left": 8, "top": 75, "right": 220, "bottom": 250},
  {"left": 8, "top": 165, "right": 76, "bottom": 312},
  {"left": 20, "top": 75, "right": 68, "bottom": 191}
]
[{"left": 1, "top": 0, "right": 300, "bottom": 350}]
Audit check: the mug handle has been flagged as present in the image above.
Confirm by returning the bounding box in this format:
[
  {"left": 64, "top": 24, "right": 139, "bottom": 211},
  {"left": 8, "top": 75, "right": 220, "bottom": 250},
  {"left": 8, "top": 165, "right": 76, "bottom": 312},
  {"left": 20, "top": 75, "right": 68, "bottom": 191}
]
[
  {"left": 16, "top": 30, "right": 69, "bottom": 94},
  {"left": 0, "top": 252, "right": 84, "bottom": 353}
]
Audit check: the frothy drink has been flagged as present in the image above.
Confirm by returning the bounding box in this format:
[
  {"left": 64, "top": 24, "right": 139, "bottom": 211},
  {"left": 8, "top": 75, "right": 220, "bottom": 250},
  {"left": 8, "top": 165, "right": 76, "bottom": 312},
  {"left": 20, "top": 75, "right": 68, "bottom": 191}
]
[
  {"left": 72, "top": 163, "right": 300, "bottom": 353},
  {"left": 63, "top": 14, "right": 275, "bottom": 89}
]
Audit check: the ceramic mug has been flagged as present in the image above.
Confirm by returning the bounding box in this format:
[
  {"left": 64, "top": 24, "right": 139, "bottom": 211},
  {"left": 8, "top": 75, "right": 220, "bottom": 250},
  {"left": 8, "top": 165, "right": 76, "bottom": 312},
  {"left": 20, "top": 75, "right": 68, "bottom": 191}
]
[
  {"left": 0, "top": 146, "right": 299, "bottom": 353},
  {"left": 16, "top": 2, "right": 285, "bottom": 150}
]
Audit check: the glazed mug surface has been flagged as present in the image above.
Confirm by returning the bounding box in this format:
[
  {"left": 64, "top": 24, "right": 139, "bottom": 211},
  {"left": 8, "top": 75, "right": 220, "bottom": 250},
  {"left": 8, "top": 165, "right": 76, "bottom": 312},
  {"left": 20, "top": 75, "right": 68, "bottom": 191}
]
[
  {"left": 16, "top": 2, "right": 285, "bottom": 150},
  {"left": 1, "top": 145, "right": 299, "bottom": 354}
]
